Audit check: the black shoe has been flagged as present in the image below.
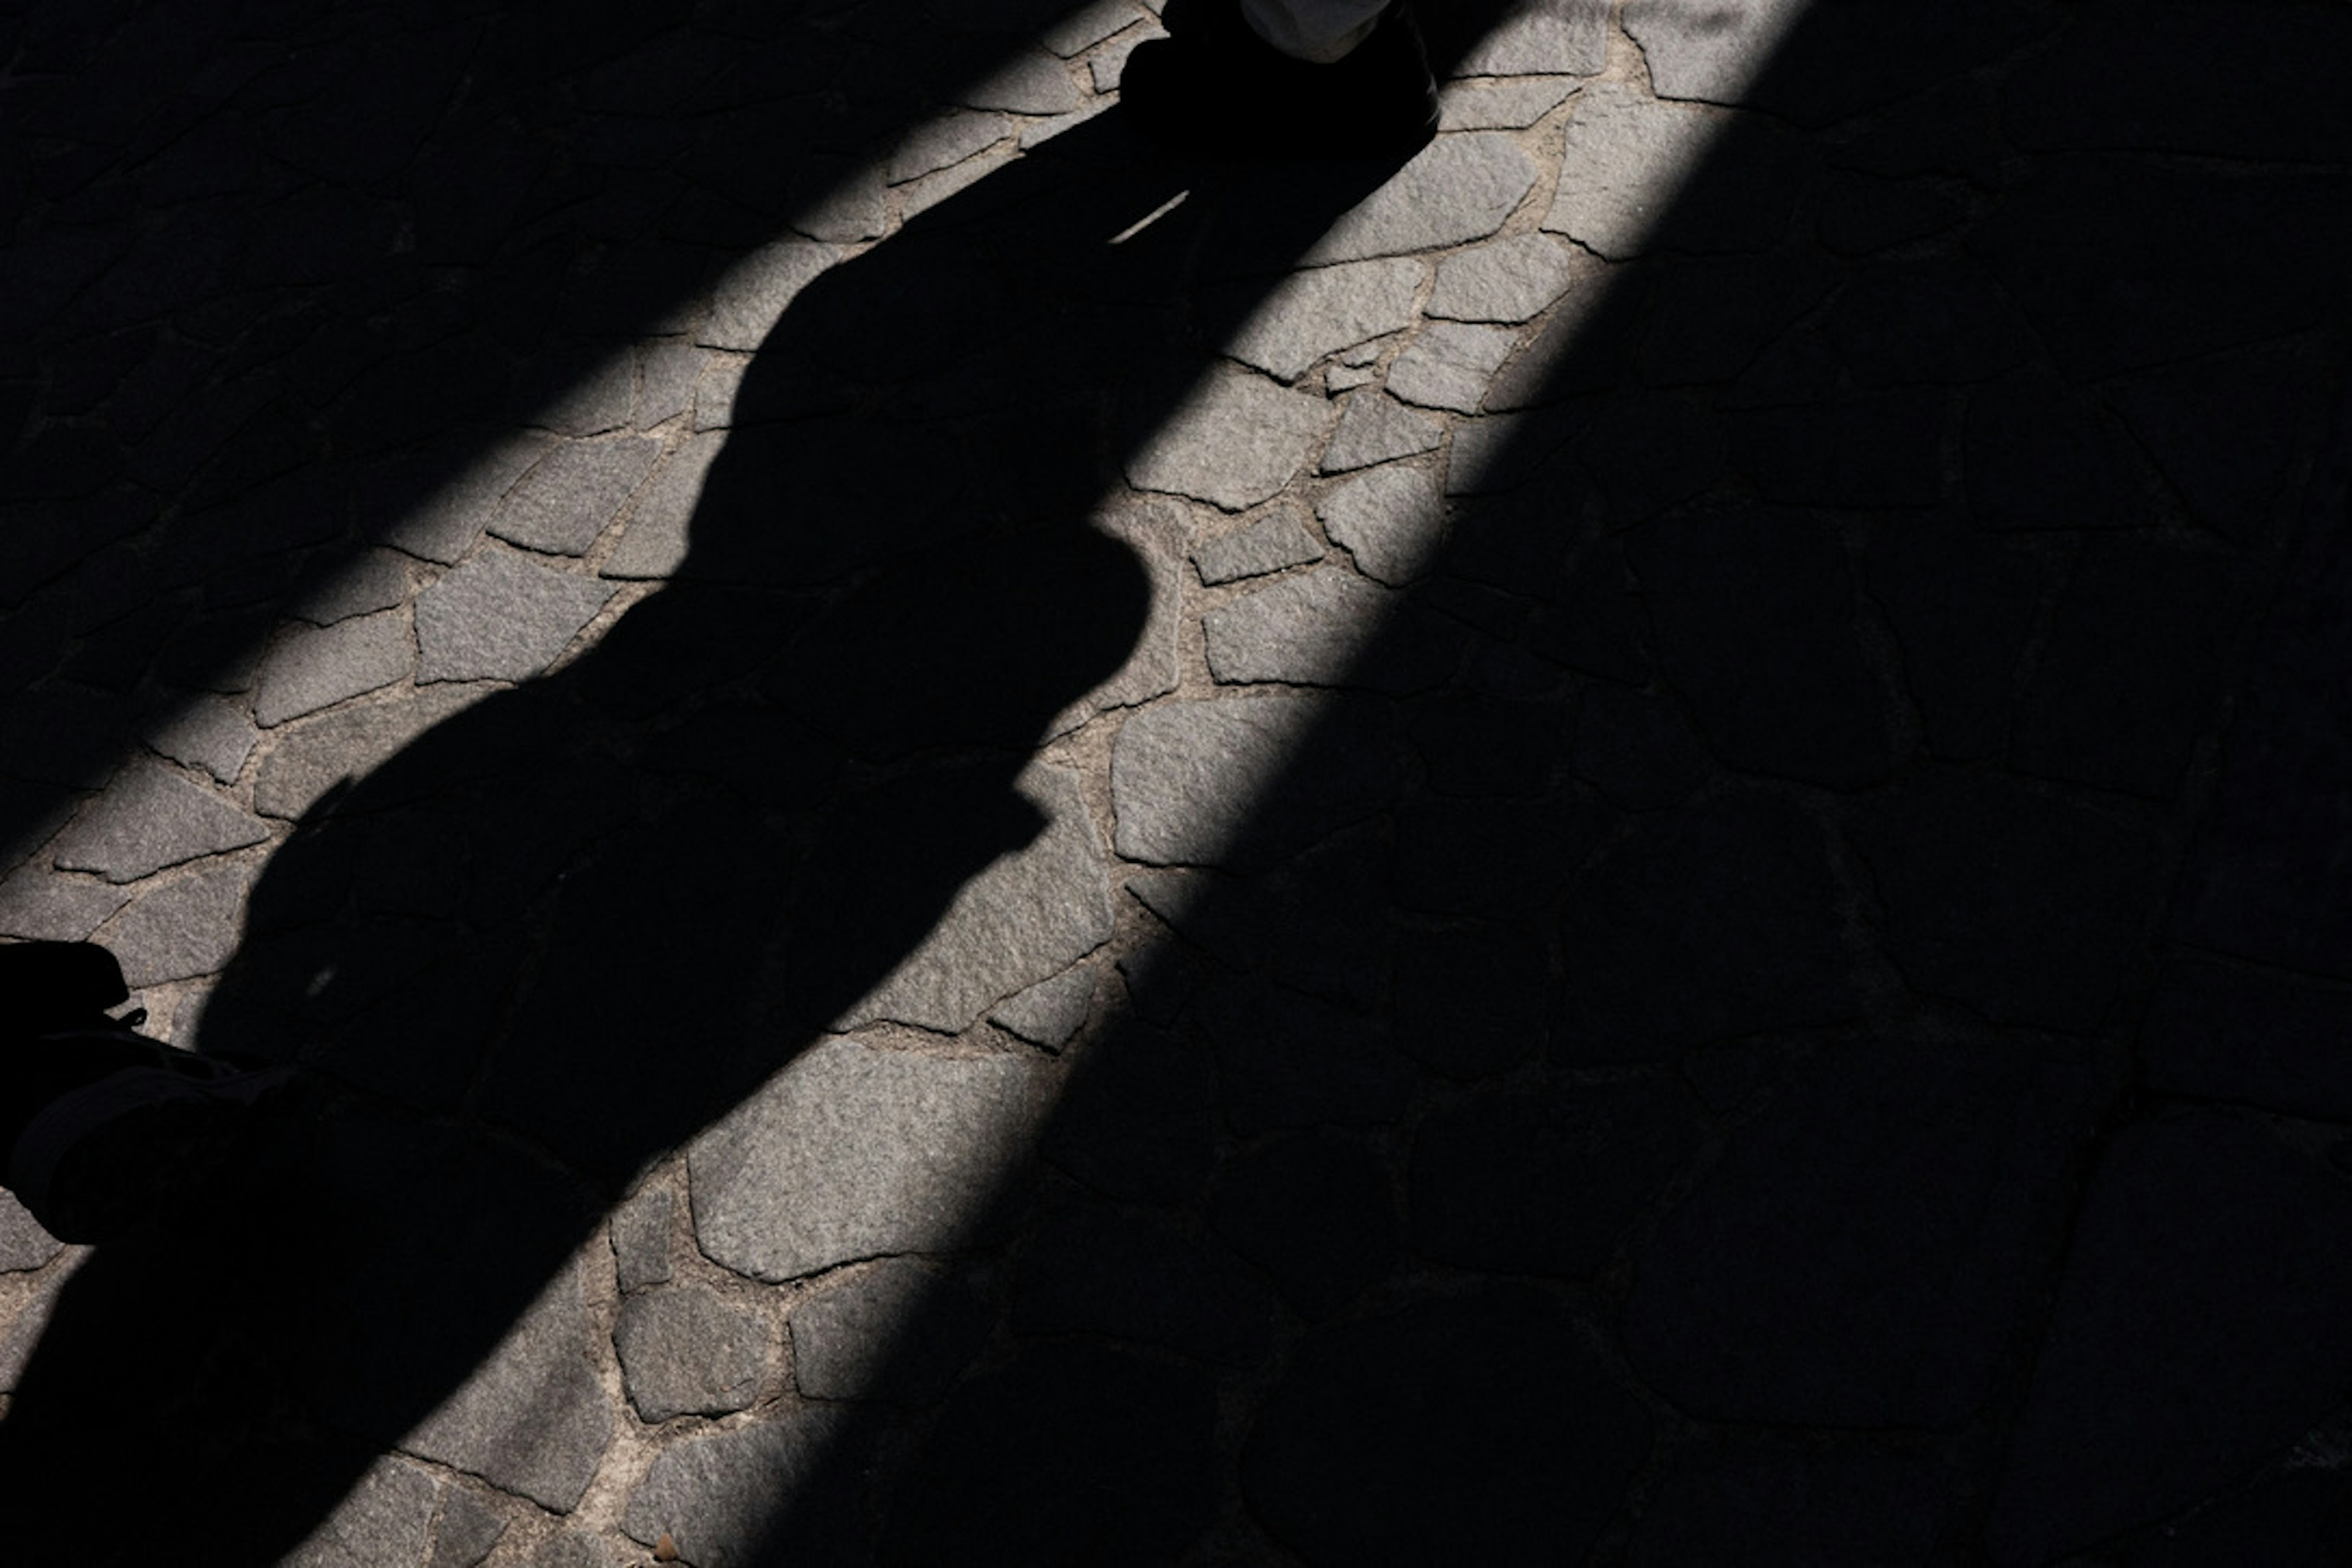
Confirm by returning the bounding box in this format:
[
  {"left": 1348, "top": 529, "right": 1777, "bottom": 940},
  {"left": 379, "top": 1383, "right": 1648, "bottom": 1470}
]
[
  {"left": 2, "top": 941, "right": 296, "bottom": 1244},
  {"left": 1120, "top": 0, "right": 1439, "bottom": 160}
]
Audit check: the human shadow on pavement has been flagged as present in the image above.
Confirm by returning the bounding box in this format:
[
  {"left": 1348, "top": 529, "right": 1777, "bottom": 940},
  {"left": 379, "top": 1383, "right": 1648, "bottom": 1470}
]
[
  {"left": 0, "top": 107, "right": 1415, "bottom": 1560},
  {"left": 745, "top": 4, "right": 2352, "bottom": 1566}
]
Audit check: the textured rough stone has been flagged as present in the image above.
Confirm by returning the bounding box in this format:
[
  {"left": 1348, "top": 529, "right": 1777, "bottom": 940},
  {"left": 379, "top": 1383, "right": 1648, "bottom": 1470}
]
[
  {"left": 1438, "top": 77, "right": 1580, "bottom": 130},
  {"left": 636, "top": 340, "right": 706, "bottom": 429},
  {"left": 1321, "top": 391, "right": 1445, "bottom": 473},
  {"left": 1990, "top": 1112, "right": 2352, "bottom": 1564},
  {"left": 296, "top": 551, "right": 413, "bottom": 626},
  {"left": 1243, "top": 1288, "right": 1651, "bottom": 1564},
  {"left": 252, "top": 685, "right": 483, "bottom": 820},
  {"left": 1455, "top": 0, "right": 1609, "bottom": 76},
  {"left": 489, "top": 436, "right": 663, "bottom": 557},
  {"left": 1625, "top": 0, "right": 1811, "bottom": 103},
  {"left": 524, "top": 346, "right": 636, "bottom": 438},
  {"left": 604, "top": 431, "right": 722, "bottom": 581},
  {"left": 1626, "top": 1037, "right": 2109, "bottom": 1429},
  {"left": 1386, "top": 322, "right": 1520, "bottom": 413},
  {"left": 1126, "top": 366, "right": 1333, "bottom": 511},
  {"left": 1047, "top": 498, "right": 1185, "bottom": 735},
  {"left": 611, "top": 1186, "right": 673, "bottom": 1292},
  {"left": 1044, "top": 0, "right": 1141, "bottom": 56},
  {"left": 791, "top": 1254, "right": 992, "bottom": 1401},
  {"left": 253, "top": 611, "right": 413, "bottom": 728},
  {"left": 1193, "top": 507, "right": 1324, "bottom": 584},
  {"left": 1428, "top": 233, "right": 1578, "bottom": 323},
  {"left": 614, "top": 1284, "right": 765, "bottom": 1421},
  {"left": 388, "top": 434, "right": 556, "bottom": 564},
  {"left": 50, "top": 759, "right": 271, "bottom": 883},
  {"left": 888, "top": 111, "right": 1009, "bottom": 184},
  {"left": 990, "top": 965, "right": 1096, "bottom": 1049},
  {"left": 1324, "top": 362, "right": 1376, "bottom": 393},
  {"left": 703, "top": 239, "right": 837, "bottom": 353},
  {"left": 1305, "top": 134, "right": 1537, "bottom": 263},
  {"left": 905, "top": 147, "right": 1017, "bottom": 217},
  {"left": 689, "top": 1038, "right": 1044, "bottom": 1281},
  {"left": 404, "top": 1259, "right": 613, "bottom": 1512},
  {"left": 627, "top": 1408, "right": 848, "bottom": 1568},
  {"left": 106, "top": 858, "right": 253, "bottom": 986},
  {"left": 0, "top": 1191, "right": 62, "bottom": 1272},
  {"left": 1204, "top": 568, "right": 1390, "bottom": 687},
  {"left": 791, "top": 165, "right": 891, "bottom": 246},
  {"left": 282, "top": 1457, "right": 440, "bottom": 1568},
  {"left": 414, "top": 549, "right": 615, "bottom": 684},
  {"left": 1317, "top": 465, "right": 1442, "bottom": 586},
  {"left": 143, "top": 694, "right": 260, "bottom": 785},
  {"left": 1112, "top": 693, "right": 1400, "bottom": 869},
  {"left": 844, "top": 768, "right": 1113, "bottom": 1033},
  {"left": 524, "top": 1533, "right": 622, "bottom": 1568},
  {"left": 1226, "top": 258, "right": 1422, "bottom": 383},
  {"left": 424, "top": 1485, "right": 508, "bottom": 1568},
  {"left": 0, "top": 1258, "right": 75, "bottom": 1392},
  {"left": 961, "top": 49, "right": 1083, "bottom": 114},
  {"left": 0, "top": 866, "right": 132, "bottom": 942},
  {"left": 1544, "top": 83, "right": 1720, "bottom": 258}
]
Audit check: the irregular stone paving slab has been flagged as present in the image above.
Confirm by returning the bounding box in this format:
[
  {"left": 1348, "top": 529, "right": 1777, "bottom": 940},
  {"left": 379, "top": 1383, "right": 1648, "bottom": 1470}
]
[
  {"left": 526, "top": 346, "right": 636, "bottom": 438},
  {"left": 402, "top": 1258, "right": 612, "bottom": 1512},
  {"left": 614, "top": 1283, "right": 765, "bottom": 1421},
  {"left": 144, "top": 693, "right": 260, "bottom": 785},
  {"left": 489, "top": 435, "right": 663, "bottom": 557},
  {"left": 252, "top": 609, "right": 413, "bottom": 728},
  {"left": 887, "top": 111, "right": 1009, "bottom": 184},
  {"left": 1544, "top": 83, "right": 1721, "bottom": 260},
  {"left": 1321, "top": 391, "right": 1446, "bottom": 473},
  {"left": 1439, "top": 76, "right": 1580, "bottom": 130},
  {"left": 961, "top": 49, "right": 1083, "bottom": 115},
  {"left": 1625, "top": 0, "right": 1810, "bottom": 104},
  {"left": 282, "top": 1457, "right": 439, "bottom": 1568},
  {"left": 1387, "top": 321, "right": 1521, "bottom": 413},
  {"left": 296, "top": 551, "right": 413, "bottom": 626},
  {"left": 611, "top": 1186, "right": 673, "bottom": 1292},
  {"left": 1044, "top": 0, "right": 1142, "bottom": 56},
  {"left": 252, "top": 685, "right": 484, "bottom": 820},
  {"left": 689, "top": 1038, "right": 1045, "bottom": 1281},
  {"left": 1194, "top": 507, "right": 1324, "bottom": 584},
  {"left": 906, "top": 144, "right": 1020, "bottom": 217},
  {"left": 605, "top": 431, "right": 723, "bottom": 580},
  {"left": 793, "top": 167, "right": 891, "bottom": 245},
  {"left": 1091, "top": 24, "right": 1163, "bottom": 92},
  {"left": 0, "top": 1256, "right": 76, "bottom": 1391},
  {"left": 1316, "top": 464, "right": 1443, "bottom": 584},
  {"left": 1453, "top": 0, "right": 1609, "bottom": 77},
  {"left": 50, "top": 758, "right": 270, "bottom": 883},
  {"left": 843, "top": 768, "right": 1114, "bottom": 1033},
  {"left": 106, "top": 857, "right": 253, "bottom": 986},
  {"left": 1126, "top": 364, "right": 1333, "bottom": 511},
  {"left": 1428, "top": 233, "right": 1579, "bottom": 323},
  {"left": 791, "top": 1254, "right": 992, "bottom": 1401},
  {"left": 990, "top": 964, "right": 1096, "bottom": 1049},
  {"left": 1204, "top": 569, "right": 1391, "bottom": 687},
  {"left": 386, "top": 433, "right": 556, "bottom": 565},
  {"left": 1226, "top": 258, "right": 1423, "bottom": 383},
  {"left": 627, "top": 1405, "right": 846, "bottom": 1568},
  {"left": 1325, "top": 361, "right": 1376, "bottom": 393},
  {"left": 414, "top": 548, "right": 615, "bottom": 684},
  {"left": 703, "top": 239, "right": 837, "bottom": 353},
  {"left": 636, "top": 340, "right": 706, "bottom": 429},
  {"left": 0, "top": 865, "right": 131, "bottom": 942},
  {"left": 1306, "top": 133, "right": 1537, "bottom": 263},
  {"left": 1112, "top": 693, "right": 1400, "bottom": 869},
  {"left": 0, "top": 1191, "right": 62, "bottom": 1272},
  {"left": 426, "top": 1487, "right": 508, "bottom": 1568}
]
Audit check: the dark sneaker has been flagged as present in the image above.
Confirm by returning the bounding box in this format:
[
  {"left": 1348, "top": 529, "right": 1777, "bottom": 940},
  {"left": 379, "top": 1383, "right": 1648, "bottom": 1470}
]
[
  {"left": 1120, "top": 0, "right": 1439, "bottom": 160},
  {"left": 2, "top": 942, "right": 296, "bottom": 1244}
]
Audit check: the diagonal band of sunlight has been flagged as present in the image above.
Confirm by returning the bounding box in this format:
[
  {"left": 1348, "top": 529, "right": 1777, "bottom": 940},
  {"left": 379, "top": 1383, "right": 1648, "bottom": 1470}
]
[{"left": 0, "top": 1, "right": 1820, "bottom": 1558}]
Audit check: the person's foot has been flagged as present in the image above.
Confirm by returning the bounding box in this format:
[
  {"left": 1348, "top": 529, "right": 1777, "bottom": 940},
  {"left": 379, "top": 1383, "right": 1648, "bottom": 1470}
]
[
  {"left": 1120, "top": 0, "right": 1439, "bottom": 160},
  {"left": 1, "top": 942, "right": 296, "bottom": 1243}
]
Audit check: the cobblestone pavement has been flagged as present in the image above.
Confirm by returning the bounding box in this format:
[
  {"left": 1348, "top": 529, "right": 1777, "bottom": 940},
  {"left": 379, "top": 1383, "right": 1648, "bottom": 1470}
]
[{"left": 1, "top": 0, "right": 2350, "bottom": 1561}]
